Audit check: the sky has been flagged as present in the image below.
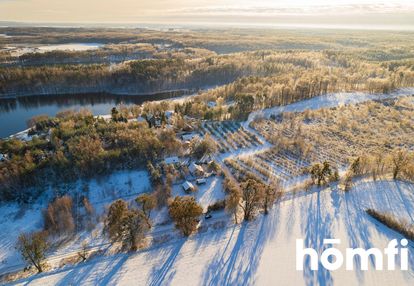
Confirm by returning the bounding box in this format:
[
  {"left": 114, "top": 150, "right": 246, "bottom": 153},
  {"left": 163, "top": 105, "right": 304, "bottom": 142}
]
[{"left": 0, "top": 0, "right": 414, "bottom": 29}]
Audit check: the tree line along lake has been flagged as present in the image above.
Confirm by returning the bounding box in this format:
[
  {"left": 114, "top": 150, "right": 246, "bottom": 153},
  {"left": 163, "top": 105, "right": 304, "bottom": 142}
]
[{"left": 0, "top": 90, "right": 192, "bottom": 138}]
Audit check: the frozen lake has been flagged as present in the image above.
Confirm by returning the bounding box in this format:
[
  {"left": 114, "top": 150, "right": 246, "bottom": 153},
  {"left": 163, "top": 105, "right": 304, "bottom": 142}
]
[{"left": 36, "top": 43, "right": 103, "bottom": 52}]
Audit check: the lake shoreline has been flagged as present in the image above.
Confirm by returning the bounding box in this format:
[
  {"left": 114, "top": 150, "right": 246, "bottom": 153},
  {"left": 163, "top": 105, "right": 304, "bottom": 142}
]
[{"left": 0, "top": 88, "right": 198, "bottom": 100}]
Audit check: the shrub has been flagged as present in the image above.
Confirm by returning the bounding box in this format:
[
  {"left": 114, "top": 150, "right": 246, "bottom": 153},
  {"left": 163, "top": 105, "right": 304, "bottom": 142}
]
[
  {"left": 366, "top": 209, "right": 414, "bottom": 240},
  {"left": 43, "top": 196, "right": 75, "bottom": 235}
]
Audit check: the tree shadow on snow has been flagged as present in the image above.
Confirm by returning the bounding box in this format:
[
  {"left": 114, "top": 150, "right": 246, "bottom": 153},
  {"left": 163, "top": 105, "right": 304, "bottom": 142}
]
[
  {"left": 202, "top": 205, "right": 281, "bottom": 286},
  {"left": 147, "top": 239, "right": 185, "bottom": 286},
  {"left": 300, "top": 189, "right": 335, "bottom": 286},
  {"left": 344, "top": 180, "right": 414, "bottom": 283}
]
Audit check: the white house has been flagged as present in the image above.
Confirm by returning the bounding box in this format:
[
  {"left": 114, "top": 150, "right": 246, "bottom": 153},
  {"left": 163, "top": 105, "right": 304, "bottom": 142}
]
[
  {"left": 182, "top": 181, "right": 195, "bottom": 193},
  {"left": 199, "top": 154, "right": 214, "bottom": 165},
  {"left": 189, "top": 162, "right": 204, "bottom": 176},
  {"left": 181, "top": 133, "right": 198, "bottom": 141},
  {"left": 165, "top": 156, "right": 180, "bottom": 165}
]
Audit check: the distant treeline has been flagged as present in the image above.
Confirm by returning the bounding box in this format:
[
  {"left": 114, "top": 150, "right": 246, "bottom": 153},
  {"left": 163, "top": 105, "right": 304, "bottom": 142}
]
[{"left": 1, "top": 49, "right": 414, "bottom": 97}]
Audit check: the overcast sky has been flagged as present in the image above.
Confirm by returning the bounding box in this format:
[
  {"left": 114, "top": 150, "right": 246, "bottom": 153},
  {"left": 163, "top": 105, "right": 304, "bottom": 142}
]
[{"left": 1, "top": 0, "right": 413, "bottom": 29}]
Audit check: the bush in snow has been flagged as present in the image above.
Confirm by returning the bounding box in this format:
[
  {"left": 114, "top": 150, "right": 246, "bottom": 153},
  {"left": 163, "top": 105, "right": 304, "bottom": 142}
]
[
  {"left": 43, "top": 195, "right": 75, "bottom": 235},
  {"left": 366, "top": 209, "right": 414, "bottom": 241}
]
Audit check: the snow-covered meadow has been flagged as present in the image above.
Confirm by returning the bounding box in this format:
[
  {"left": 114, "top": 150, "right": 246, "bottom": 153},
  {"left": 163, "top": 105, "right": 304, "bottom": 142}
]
[
  {"left": 0, "top": 170, "right": 150, "bottom": 276},
  {"left": 6, "top": 179, "right": 414, "bottom": 285},
  {"left": 2, "top": 88, "right": 414, "bottom": 284}
]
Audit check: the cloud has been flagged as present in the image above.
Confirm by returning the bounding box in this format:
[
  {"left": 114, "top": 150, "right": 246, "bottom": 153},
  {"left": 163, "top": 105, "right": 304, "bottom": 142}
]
[
  {"left": 166, "top": 3, "right": 414, "bottom": 17},
  {"left": 0, "top": 0, "right": 413, "bottom": 27}
]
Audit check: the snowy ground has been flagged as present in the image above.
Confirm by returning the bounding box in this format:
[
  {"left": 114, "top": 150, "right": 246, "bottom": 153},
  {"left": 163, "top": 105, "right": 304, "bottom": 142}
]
[
  {"left": 245, "top": 87, "right": 414, "bottom": 127},
  {"left": 0, "top": 170, "right": 150, "bottom": 275},
  {"left": 2, "top": 89, "right": 414, "bottom": 284},
  {"left": 172, "top": 176, "right": 225, "bottom": 212},
  {"left": 8, "top": 179, "right": 414, "bottom": 285},
  {"left": 4, "top": 43, "right": 103, "bottom": 57}
]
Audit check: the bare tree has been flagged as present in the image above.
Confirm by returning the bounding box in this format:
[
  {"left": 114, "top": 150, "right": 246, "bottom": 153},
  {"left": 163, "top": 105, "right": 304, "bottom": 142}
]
[
  {"left": 263, "top": 182, "right": 283, "bottom": 215},
  {"left": 225, "top": 185, "right": 242, "bottom": 224},
  {"left": 77, "top": 241, "right": 89, "bottom": 262},
  {"left": 122, "top": 210, "right": 150, "bottom": 251},
  {"left": 239, "top": 179, "right": 264, "bottom": 221},
  {"left": 43, "top": 195, "right": 75, "bottom": 235}
]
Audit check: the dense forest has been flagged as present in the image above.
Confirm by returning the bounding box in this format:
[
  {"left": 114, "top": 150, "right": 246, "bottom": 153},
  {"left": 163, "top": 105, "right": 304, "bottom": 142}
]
[
  {"left": 0, "top": 106, "right": 188, "bottom": 201},
  {"left": 1, "top": 28, "right": 414, "bottom": 96}
]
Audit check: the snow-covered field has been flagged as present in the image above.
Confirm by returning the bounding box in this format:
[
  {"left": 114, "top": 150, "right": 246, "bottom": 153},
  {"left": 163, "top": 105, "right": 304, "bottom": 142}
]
[
  {"left": 8, "top": 179, "right": 414, "bottom": 285},
  {"left": 36, "top": 43, "right": 103, "bottom": 52},
  {"left": 0, "top": 170, "right": 150, "bottom": 275},
  {"left": 245, "top": 87, "right": 414, "bottom": 126},
  {"left": 4, "top": 43, "right": 104, "bottom": 57},
  {"left": 2, "top": 88, "right": 414, "bottom": 284}
]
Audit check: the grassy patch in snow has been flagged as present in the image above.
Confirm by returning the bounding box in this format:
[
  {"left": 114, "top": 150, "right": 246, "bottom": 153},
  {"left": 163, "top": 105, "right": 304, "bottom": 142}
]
[{"left": 366, "top": 208, "right": 414, "bottom": 241}]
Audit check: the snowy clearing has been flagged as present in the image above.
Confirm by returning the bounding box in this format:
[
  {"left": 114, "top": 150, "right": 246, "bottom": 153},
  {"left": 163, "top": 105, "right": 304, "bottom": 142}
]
[
  {"left": 8, "top": 179, "right": 414, "bottom": 285},
  {"left": 0, "top": 170, "right": 150, "bottom": 276},
  {"left": 245, "top": 87, "right": 414, "bottom": 127}
]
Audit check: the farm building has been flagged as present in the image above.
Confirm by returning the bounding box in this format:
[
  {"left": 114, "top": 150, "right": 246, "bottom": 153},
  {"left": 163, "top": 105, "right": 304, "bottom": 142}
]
[
  {"left": 198, "top": 154, "right": 214, "bottom": 165},
  {"left": 189, "top": 162, "right": 204, "bottom": 177},
  {"left": 181, "top": 133, "right": 198, "bottom": 141},
  {"left": 182, "top": 181, "right": 195, "bottom": 193}
]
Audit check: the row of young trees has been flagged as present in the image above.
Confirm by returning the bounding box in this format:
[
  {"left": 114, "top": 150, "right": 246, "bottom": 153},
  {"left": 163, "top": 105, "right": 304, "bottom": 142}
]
[{"left": 343, "top": 150, "right": 414, "bottom": 191}]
